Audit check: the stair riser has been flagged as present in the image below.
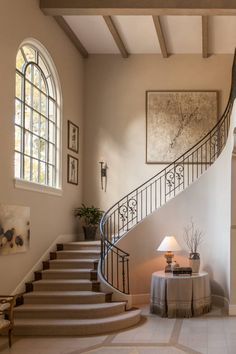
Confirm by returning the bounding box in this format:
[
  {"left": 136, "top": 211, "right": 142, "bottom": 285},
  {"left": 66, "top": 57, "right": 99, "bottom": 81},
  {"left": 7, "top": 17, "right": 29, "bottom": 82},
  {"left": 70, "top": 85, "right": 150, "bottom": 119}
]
[
  {"left": 14, "top": 314, "right": 140, "bottom": 336},
  {"left": 41, "top": 272, "right": 93, "bottom": 280},
  {"left": 49, "top": 261, "right": 97, "bottom": 269},
  {"left": 55, "top": 253, "right": 100, "bottom": 260},
  {"left": 33, "top": 283, "right": 95, "bottom": 292},
  {"left": 14, "top": 305, "right": 125, "bottom": 320},
  {"left": 24, "top": 295, "right": 106, "bottom": 305}
]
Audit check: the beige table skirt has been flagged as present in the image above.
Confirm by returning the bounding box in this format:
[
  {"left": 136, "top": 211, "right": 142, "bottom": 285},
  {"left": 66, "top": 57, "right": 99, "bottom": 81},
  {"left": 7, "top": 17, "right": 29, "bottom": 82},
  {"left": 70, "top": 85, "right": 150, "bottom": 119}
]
[{"left": 150, "top": 271, "right": 211, "bottom": 318}]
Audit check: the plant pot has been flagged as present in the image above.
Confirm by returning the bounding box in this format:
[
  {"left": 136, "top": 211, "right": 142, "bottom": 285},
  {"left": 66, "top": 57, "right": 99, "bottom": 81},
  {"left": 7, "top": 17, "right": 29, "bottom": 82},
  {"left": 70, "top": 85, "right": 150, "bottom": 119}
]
[
  {"left": 189, "top": 252, "right": 200, "bottom": 273},
  {"left": 83, "top": 226, "right": 97, "bottom": 241}
]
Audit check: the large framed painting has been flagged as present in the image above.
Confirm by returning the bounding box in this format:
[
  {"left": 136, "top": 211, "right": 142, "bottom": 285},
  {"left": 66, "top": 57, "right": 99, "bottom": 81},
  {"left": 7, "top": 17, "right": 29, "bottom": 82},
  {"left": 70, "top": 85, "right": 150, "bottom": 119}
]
[
  {"left": 146, "top": 91, "right": 218, "bottom": 164},
  {"left": 0, "top": 204, "right": 30, "bottom": 256}
]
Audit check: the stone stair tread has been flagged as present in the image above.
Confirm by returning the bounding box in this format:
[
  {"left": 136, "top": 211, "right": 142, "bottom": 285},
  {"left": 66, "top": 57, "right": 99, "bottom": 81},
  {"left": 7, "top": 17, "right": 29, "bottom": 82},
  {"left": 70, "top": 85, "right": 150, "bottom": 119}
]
[
  {"left": 15, "top": 309, "right": 140, "bottom": 326},
  {"left": 14, "top": 302, "right": 125, "bottom": 311},
  {"left": 66, "top": 241, "right": 100, "bottom": 246},
  {"left": 57, "top": 250, "right": 100, "bottom": 254},
  {"left": 43, "top": 269, "right": 93, "bottom": 273},
  {"left": 24, "top": 291, "right": 105, "bottom": 297},
  {"left": 50, "top": 259, "right": 98, "bottom": 263},
  {"left": 34, "top": 279, "right": 97, "bottom": 284}
]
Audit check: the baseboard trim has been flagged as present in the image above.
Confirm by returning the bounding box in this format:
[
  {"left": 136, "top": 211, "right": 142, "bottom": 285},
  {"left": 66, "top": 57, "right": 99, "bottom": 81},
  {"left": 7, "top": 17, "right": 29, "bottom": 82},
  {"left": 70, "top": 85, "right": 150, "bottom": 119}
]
[
  {"left": 212, "top": 294, "right": 229, "bottom": 311},
  {"left": 12, "top": 233, "right": 76, "bottom": 295},
  {"left": 229, "top": 304, "right": 236, "bottom": 315}
]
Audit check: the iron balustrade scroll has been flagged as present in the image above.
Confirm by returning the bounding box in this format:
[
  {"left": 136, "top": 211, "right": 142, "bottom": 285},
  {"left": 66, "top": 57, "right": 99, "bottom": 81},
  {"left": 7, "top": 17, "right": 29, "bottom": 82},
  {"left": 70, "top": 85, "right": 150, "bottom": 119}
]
[{"left": 100, "top": 52, "right": 236, "bottom": 295}]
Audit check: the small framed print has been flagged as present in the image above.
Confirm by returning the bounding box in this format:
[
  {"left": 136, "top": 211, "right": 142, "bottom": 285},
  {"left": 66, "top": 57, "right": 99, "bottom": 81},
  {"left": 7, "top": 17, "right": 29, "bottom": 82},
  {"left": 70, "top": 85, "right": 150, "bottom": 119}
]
[
  {"left": 67, "top": 154, "right": 78, "bottom": 185},
  {"left": 68, "top": 120, "right": 79, "bottom": 153}
]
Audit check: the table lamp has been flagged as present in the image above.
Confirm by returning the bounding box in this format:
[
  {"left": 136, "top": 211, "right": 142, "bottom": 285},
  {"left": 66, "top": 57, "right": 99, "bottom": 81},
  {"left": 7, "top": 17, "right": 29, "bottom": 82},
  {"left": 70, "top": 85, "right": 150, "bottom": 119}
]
[{"left": 157, "top": 236, "right": 181, "bottom": 272}]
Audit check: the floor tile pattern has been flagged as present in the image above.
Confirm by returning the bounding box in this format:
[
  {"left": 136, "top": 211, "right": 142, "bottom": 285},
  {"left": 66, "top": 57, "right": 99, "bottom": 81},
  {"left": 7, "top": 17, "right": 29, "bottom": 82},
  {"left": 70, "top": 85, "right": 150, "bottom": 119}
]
[{"left": 0, "top": 305, "right": 235, "bottom": 354}]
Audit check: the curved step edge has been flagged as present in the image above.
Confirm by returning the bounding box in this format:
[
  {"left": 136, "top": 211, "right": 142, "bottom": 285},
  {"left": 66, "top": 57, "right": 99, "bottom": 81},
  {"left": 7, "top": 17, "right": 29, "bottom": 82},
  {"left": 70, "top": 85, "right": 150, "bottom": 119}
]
[{"left": 14, "top": 309, "right": 141, "bottom": 336}]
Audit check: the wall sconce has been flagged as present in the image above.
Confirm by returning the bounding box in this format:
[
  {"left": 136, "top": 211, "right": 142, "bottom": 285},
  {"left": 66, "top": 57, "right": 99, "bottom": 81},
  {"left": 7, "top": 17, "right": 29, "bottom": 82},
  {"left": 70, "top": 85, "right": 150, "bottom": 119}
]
[{"left": 99, "top": 161, "right": 108, "bottom": 191}]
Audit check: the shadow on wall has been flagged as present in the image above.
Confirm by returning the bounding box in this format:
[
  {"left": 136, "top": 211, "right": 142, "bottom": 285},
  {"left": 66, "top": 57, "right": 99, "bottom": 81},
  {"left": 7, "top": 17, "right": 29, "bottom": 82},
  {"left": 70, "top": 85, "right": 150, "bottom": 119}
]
[{"left": 204, "top": 265, "right": 226, "bottom": 298}]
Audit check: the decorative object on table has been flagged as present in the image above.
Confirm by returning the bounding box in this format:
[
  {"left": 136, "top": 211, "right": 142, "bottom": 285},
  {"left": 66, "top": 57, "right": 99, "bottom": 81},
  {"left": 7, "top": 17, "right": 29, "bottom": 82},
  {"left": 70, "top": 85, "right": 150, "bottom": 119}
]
[
  {"left": 171, "top": 260, "right": 179, "bottom": 272},
  {"left": 157, "top": 236, "right": 182, "bottom": 272},
  {"left": 183, "top": 220, "right": 203, "bottom": 273},
  {"left": 99, "top": 161, "right": 108, "bottom": 191},
  {"left": 0, "top": 204, "right": 30, "bottom": 255},
  {"left": 74, "top": 204, "right": 104, "bottom": 241},
  {"left": 146, "top": 91, "right": 218, "bottom": 163},
  {"left": 68, "top": 120, "right": 79, "bottom": 153},
  {"left": 67, "top": 154, "right": 78, "bottom": 185},
  {"left": 173, "top": 267, "right": 192, "bottom": 276}
]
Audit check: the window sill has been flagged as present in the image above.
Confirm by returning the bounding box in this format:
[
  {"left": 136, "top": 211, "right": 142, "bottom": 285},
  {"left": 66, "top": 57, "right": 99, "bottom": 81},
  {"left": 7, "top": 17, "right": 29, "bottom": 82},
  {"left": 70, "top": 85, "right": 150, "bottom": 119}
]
[{"left": 14, "top": 178, "right": 63, "bottom": 197}]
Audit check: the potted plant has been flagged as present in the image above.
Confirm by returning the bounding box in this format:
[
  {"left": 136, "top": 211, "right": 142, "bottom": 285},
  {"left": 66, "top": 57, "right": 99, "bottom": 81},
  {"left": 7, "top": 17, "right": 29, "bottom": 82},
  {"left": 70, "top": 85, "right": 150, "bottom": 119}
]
[
  {"left": 74, "top": 204, "right": 104, "bottom": 241},
  {"left": 183, "top": 220, "right": 203, "bottom": 273}
]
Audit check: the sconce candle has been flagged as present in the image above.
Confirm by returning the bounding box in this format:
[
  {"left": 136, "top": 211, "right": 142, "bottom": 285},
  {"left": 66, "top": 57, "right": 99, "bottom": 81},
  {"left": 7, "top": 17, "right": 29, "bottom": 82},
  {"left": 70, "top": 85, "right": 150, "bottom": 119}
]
[{"left": 99, "top": 161, "right": 108, "bottom": 191}]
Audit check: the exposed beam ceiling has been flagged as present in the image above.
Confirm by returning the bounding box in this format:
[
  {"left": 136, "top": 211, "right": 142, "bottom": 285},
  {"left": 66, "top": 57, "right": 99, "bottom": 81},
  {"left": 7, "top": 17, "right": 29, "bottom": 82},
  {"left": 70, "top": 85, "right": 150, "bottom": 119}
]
[
  {"left": 103, "top": 16, "right": 129, "bottom": 58},
  {"left": 40, "top": 0, "right": 236, "bottom": 16},
  {"left": 202, "top": 16, "right": 208, "bottom": 58},
  {"left": 54, "top": 16, "right": 88, "bottom": 58},
  {"left": 152, "top": 16, "right": 168, "bottom": 58}
]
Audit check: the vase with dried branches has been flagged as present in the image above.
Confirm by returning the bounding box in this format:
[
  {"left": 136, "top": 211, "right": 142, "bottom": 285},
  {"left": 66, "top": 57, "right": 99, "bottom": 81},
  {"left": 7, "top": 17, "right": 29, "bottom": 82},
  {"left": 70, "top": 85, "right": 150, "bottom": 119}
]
[{"left": 183, "top": 220, "right": 203, "bottom": 273}]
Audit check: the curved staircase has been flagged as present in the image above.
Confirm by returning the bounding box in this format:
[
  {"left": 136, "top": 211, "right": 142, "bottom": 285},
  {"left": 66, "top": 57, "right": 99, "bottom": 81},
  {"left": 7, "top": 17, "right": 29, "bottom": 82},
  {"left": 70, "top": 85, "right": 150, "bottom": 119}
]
[
  {"left": 14, "top": 241, "right": 141, "bottom": 335},
  {"left": 100, "top": 51, "right": 236, "bottom": 296}
]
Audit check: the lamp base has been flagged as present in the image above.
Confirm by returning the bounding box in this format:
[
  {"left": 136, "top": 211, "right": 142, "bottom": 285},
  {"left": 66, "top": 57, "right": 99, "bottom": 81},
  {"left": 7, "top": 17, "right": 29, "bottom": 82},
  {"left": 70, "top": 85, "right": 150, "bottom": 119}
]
[{"left": 164, "top": 251, "right": 174, "bottom": 273}]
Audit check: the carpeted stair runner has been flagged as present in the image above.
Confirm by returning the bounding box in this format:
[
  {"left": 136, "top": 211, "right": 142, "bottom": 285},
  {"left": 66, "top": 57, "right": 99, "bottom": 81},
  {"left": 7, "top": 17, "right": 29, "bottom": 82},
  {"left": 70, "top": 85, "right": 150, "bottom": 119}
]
[{"left": 14, "top": 241, "right": 141, "bottom": 335}]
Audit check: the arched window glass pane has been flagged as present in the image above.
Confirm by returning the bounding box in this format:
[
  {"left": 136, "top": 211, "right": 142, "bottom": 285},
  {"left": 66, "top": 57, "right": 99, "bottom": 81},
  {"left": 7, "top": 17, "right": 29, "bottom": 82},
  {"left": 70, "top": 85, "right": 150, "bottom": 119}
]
[{"left": 15, "top": 43, "right": 60, "bottom": 189}]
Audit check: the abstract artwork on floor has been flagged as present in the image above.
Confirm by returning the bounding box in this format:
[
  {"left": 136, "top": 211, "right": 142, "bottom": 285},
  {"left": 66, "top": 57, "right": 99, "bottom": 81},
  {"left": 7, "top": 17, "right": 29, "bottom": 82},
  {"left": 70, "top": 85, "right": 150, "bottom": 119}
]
[
  {"left": 0, "top": 204, "right": 30, "bottom": 255},
  {"left": 146, "top": 91, "right": 218, "bottom": 164}
]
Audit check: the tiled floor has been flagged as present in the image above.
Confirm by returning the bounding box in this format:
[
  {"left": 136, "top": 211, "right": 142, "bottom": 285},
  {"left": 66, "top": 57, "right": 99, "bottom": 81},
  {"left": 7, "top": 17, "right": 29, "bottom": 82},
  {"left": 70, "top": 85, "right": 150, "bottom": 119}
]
[{"left": 0, "top": 305, "right": 235, "bottom": 354}]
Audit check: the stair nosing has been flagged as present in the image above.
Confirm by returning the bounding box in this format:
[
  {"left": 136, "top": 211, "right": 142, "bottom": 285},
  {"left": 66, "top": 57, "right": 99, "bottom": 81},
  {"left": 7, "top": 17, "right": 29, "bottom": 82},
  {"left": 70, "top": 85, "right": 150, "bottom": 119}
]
[
  {"left": 14, "top": 310, "right": 141, "bottom": 325},
  {"left": 15, "top": 302, "right": 125, "bottom": 311}
]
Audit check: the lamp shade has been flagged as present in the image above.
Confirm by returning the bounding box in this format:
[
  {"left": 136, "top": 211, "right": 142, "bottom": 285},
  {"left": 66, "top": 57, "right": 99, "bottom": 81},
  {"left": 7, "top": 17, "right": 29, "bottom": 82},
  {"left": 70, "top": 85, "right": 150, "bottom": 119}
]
[{"left": 157, "top": 236, "right": 181, "bottom": 252}]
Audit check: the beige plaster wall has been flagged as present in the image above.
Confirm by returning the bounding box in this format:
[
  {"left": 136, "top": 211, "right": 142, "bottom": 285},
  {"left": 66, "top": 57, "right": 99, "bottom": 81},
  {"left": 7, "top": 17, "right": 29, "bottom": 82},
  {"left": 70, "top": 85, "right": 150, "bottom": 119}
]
[
  {"left": 84, "top": 53, "right": 234, "bottom": 300},
  {"left": 84, "top": 54, "right": 232, "bottom": 211},
  {"left": 118, "top": 122, "right": 233, "bottom": 297},
  {"left": 0, "top": 0, "right": 84, "bottom": 293}
]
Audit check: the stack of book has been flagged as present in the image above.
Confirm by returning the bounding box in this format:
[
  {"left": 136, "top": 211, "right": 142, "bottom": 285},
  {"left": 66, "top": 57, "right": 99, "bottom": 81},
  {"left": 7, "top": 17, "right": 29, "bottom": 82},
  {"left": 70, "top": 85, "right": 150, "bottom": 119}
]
[{"left": 172, "top": 267, "right": 192, "bottom": 276}]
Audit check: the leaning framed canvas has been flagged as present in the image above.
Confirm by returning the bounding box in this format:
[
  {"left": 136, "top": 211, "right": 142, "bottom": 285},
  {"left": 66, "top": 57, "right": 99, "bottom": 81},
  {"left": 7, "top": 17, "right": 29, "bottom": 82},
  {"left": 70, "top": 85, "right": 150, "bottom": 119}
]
[
  {"left": 0, "top": 204, "right": 30, "bottom": 255},
  {"left": 146, "top": 91, "right": 218, "bottom": 164},
  {"left": 68, "top": 120, "right": 79, "bottom": 153},
  {"left": 67, "top": 154, "right": 78, "bottom": 185}
]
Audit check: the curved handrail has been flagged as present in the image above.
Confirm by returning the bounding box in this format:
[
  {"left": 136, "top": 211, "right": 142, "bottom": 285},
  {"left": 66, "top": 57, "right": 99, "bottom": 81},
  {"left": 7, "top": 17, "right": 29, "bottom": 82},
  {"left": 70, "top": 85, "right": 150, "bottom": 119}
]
[{"left": 100, "top": 51, "right": 236, "bottom": 295}]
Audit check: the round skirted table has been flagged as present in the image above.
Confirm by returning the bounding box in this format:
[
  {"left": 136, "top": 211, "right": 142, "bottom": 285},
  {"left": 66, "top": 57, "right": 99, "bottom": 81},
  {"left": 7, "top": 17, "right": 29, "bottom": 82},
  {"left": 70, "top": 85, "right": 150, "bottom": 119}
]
[{"left": 150, "top": 271, "right": 211, "bottom": 318}]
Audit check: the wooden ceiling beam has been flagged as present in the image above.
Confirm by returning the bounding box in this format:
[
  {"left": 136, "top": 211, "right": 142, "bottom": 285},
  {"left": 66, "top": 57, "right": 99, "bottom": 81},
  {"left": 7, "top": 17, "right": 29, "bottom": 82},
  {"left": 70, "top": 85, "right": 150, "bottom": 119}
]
[
  {"left": 103, "top": 16, "right": 129, "bottom": 58},
  {"left": 202, "top": 16, "right": 208, "bottom": 58},
  {"left": 54, "top": 16, "right": 89, "bottom": 58},
  {"left": 152, "top": 16, "right": 168, "bottom": 58},
  {"left": 40, "top": 0, "right": 236, "bottom": 16}
]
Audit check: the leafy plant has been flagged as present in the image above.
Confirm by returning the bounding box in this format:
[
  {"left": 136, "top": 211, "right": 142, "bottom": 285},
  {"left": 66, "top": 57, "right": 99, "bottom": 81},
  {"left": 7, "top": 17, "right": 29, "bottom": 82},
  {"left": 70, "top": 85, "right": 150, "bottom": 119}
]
[
  {"left": 74, "top": 204, "right": 104, "bottom": 226},
  {"left": 183, "top": 219, "right": 203, "bottom": 254}
]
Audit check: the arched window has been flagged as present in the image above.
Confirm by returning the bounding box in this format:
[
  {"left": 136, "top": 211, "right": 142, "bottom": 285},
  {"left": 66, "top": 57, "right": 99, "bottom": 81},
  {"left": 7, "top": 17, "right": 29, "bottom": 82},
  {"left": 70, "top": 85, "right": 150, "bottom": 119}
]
[{"left": 15, "top": 41, "right": 61, "bottom": 191}]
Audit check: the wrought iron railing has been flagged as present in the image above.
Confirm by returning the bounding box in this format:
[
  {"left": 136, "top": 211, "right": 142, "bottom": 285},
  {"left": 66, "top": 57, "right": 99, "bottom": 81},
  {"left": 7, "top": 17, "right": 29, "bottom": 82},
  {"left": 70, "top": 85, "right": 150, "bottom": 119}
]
[{"left": 100, "top": 53, "right": 236, "bottom": 295}]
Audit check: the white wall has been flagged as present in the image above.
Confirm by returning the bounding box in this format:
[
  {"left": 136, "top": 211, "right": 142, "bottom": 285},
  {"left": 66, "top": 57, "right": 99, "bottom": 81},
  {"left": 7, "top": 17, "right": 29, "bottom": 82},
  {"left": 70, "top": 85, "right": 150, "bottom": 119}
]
[
  {"left": 84, "top": 54, "right": 232, "bottom": 211},
  {"left": 118, "top": 102, "right": 236, "bottom": 299},
  {"left": 84, "top": 54, "right": 236, "bottom": 301},
  {"left": 0, "top": 0, "right": 84, "bottom": 293}
]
